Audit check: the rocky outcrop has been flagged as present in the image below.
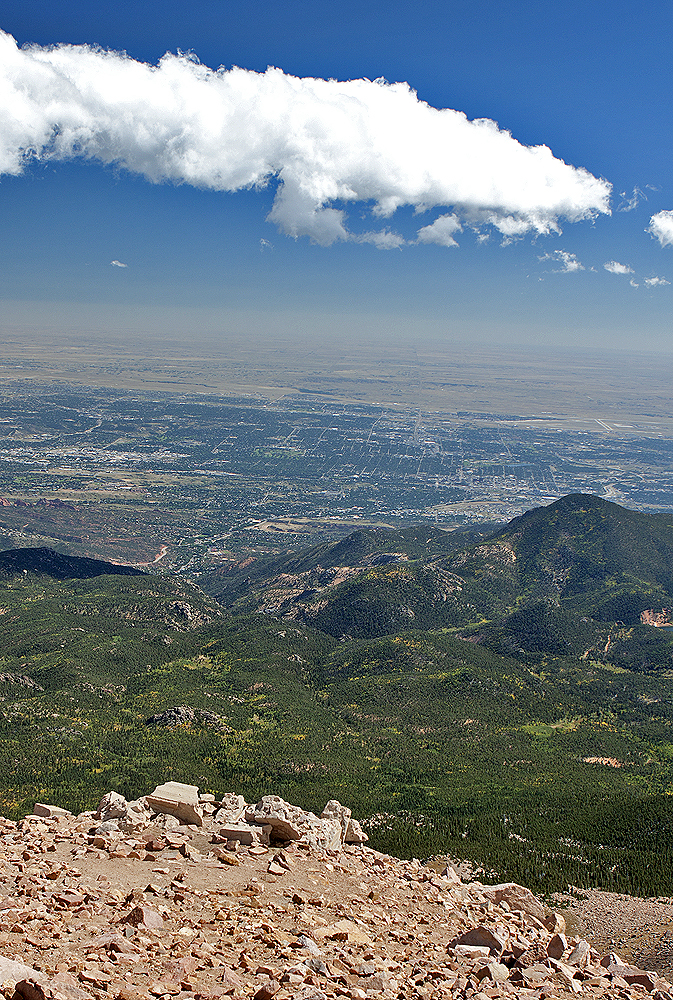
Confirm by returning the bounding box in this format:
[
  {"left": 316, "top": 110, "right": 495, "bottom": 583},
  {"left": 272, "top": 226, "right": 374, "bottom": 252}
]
[
  {"left": 94, "top": 791, "right": 152, "bottom": 832},
  {"left": 145, "top": 706, "right": 230, "bottom": 730},
  {"left": 0, "top": 787, "right": 668, "bottom": 1000},
  {"left": 90, "top": 786, "right": 364, "bottom": 850},
  {"left": 245, "top": 795, "right": 360, "bottom": 849}
]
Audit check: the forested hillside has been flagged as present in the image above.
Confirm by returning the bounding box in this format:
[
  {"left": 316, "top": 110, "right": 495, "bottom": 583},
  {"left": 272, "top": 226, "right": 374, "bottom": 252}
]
[{"left": 2, "top": 497, "right": 673, "bottom": 897}]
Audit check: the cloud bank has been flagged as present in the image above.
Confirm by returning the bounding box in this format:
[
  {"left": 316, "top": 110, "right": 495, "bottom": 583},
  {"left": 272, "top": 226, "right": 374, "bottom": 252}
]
[
  {"left": 648, "top": 211, "right": 673, "bottom": 248},
  {"left": 0, "top": 30, "right": 612, "bottom": 247}
]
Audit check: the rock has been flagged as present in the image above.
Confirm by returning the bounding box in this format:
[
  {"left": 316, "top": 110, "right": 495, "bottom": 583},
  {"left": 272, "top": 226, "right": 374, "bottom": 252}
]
[
  {"left": 482, "top": 882, "right": 546, "bottom": 922},
  {"left": 214, "top": 793, "right": 247, "bottom": 823},
  {"left": 440, "top": 864, "right": 461, "bottom": 883},
  {"left": 454, "top": 944, "right": 491, "bottom": 959},
  {"left": 623, "top": 971, "right": 660, "bottom": 991},
  {"left": 33, "top": 804, "right": 73, "bottom": 819},
  {"left": 95, "top": 820, "right": 120, "bottom": 835},
  {"left": 121, "top": 798, "right": 152, "bottom": 831},
  {"left": 320, "top": 800, "right": 351, "bottom": 843},
  {"left": 295, "top": 936, "right": 321, "bottom": 956},
  {"left": 476, "top": 961, "right": 510, "bottom": 983},
  {"left": 306, "top": 816, "right": 342, "bottom": 850},
  {"left": 253, "top": 981, "right": 280, "bottom": 1000},
  {"left": 547, "top": 933, "right": 568, "bottom": 959},
  {"left": 95, "top": 792, "right": 151, "bottom": 833},
  {"left": 246, "top": 796, "right": 310, "bottom": 840},
  {"left": 96, "top": 791, "right": 128, "bottom": 821},
  {"left": 0, "top": 959, "right": 49, "bottom": 989},
  {"left": 146, "top": 781, "right": 203, "bottom": 827},
  {"left": 567, "top": 939, "right": 591, "bottom": 968},
  {"left": 544, "top": 911, "right": 567, "bottom": 934},
  {"left": 454, "top": 925, "right": 507, "bottom": 955},
  {"left": 121, "top": 905, "right": 164, "bottom": 930},
  {"left": 245, "top": 794, "right": 357, "bottom": 848},
  {"left": 146, "top": 706, "right": 196, "bottom": 728},
  {"left": 216, "top": 822, "right": 267, "bottom": 846},
  {"left": 600, "top": 952, "right": 625, "bottom": 969},
  {"left": 520, "top": 964, "right": 553, "bottom": 986},
  {"left": 344, "top": 818, "right": 368, "bottom": 844},
  {"left": 313, "top": 919, "right": 371, "bottom": 946}
]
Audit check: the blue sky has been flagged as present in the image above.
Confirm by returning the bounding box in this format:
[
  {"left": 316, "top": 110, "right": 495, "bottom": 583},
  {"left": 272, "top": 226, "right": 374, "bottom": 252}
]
[{"left": 2, "top": 0, "right": 673, "bottom": 351}]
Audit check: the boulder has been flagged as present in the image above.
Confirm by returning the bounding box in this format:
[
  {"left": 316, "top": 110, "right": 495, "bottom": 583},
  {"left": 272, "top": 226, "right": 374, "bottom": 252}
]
[
  {"left": 547, "top": 933, "right": 568, "bottom": 960},
  {"left": 32, "top": 803, "right": 73, "bottom": 819},
  {"left": 476, "top": 961, "right": 510, "bottom": 983},
  {"left": 94, "top": 792, "right": 151, "bottom": 833},
  {"left": 482, "top": 882, "right": 546, "bottom": 922},
  {"left": 246, "top": 795, "right": 361, "bottom": 848},
  {"left": 95, "top": 791, "right": 127, "bottom": 821},
  {"left": 120, "top": 797, "right": 152, "bottom": 831},
  {"left": 121, "top": 905, "right": 164, "bottom": 930},
  {"left": 454, "top": 944, "right": 491, "bottom": 959},
  {"left": 321, "top": 800, "right": 351, "bottom": 841},
  {"left": 217, "top": 822, "right": 269, "bottom": 846},
  {"left": 0, "top": 959, "right": 49, "bottom": 988},
  {"left": 246, "top": 795, "right": 310, "bottom": 840},
  {"left": 454, "top": 925, "right": 507, "bottom": 955},
  {"left": 214, "top": 792, "right": 247, "bottom": 823},
  {"left": 146, "top": 781, "right": 203, "bottom": 827},
  {"left": 623, "top": 971, "right": 659, "bottom": 990},
  {"left": 600, "top": 951, "right": 625, "bottom": 969},
  {"left": 305, "top": 814, "right": 343, "bottom": 850},
  {"left": 345, "top": 818, "right": 369, "bottom": 844},
  {"left": 567, "top": 939, "right": 591, "bottom": 968},
  {"left": 544, "top": 911, "right": 567, "bottom": 934},
  {"left": 440, "top": 864, "right": 461, "bottom": 883}
]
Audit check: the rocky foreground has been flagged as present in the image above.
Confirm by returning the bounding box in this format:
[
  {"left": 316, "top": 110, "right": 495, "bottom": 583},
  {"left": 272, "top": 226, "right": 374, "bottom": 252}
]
[{"left": 0, "top": 783, "right": 670, "bottom": 1000}]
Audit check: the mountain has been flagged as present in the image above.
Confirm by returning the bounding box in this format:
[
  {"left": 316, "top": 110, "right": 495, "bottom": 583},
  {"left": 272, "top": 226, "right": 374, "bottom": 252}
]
[
  {"left": 2, "top": 497, "right": 673, "bottom": 897},
  {"left": 491, "top": 493, "right": 673, "bottom": 619},
  {"left": 201, "top": 495, "right": 673, "bottom": 651},
  {"left": 0, "top": 546, "right": 145, "bottom": 580}
]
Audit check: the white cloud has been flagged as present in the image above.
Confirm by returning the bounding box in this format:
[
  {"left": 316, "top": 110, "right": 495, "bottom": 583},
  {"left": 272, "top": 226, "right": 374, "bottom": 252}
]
[
  {"left": 538, "top": 250, "right": 584, "bottom": 273},
  {"left": 416, "top": 213, "right": 461, "bottom": 247},
  {"left": 648, "top": 210, "right": 673, "bottom": 247},
  {"left": 0, "top": 30, "right": 612, "bottom": 248},
  {"left": 604, "top": 260, "right": 633, "bottom": 274},
  {"left": 110, "top": 259, "right": 127, "bottom": 267},
  {"left": 645, "top": 275, "right": 670, "bottom": 286},
  {"left": 617, "top": 187, "right": 645, "bottom": 212}
]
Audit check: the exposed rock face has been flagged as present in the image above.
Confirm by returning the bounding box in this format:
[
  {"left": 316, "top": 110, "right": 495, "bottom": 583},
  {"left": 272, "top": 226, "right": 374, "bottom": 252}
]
[{"left": 145, "top": 706, "right": 230, "bottom": 730}]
